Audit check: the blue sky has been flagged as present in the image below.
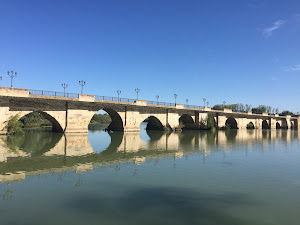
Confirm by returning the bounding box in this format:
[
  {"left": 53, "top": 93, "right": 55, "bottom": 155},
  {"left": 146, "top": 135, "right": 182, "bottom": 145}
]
[{"left": 0, "top": 0, "right": 300, "bottom": 112}]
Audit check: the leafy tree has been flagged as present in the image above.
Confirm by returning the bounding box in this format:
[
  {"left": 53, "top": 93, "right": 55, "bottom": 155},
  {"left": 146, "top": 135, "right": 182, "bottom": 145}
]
[
  {"left": 5, "top": 115, "right": 24, "bottom": 134},
  {"left": 90, "top": 113, "right": 112, "bottom": 124},
  {"left": 280, "top": 110, "right": 294, "bottom": 116},
  {"left": 20, "top": 112, "right": 52, "bottom": 128}
]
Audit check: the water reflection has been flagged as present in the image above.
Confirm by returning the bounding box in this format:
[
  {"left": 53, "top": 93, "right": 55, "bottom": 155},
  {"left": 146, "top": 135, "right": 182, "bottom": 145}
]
[{"left": 0, "top": 129, "right": 299, "bottom": 183}]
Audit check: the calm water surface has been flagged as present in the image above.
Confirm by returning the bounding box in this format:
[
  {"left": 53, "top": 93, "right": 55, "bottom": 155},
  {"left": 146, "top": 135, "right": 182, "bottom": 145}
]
[{"left": 0, "top": 123, "right": 300, "bottom": 225}]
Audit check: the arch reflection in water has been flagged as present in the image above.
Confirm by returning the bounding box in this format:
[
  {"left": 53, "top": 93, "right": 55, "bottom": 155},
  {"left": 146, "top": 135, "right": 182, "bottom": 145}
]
[{"left": 0, "top": 129, "right": 300, "bottom": 183}]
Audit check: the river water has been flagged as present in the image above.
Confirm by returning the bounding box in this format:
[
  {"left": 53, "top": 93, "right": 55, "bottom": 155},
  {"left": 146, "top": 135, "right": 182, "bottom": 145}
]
[{"left": 0, "top": 123, "right": 300, "bottom": 225}]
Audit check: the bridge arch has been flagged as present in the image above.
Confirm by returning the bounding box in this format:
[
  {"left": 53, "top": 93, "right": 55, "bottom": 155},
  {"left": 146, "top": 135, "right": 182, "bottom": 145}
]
[
  {"left": 290, "top": 121, "right": 295, "bottom": 129},
  {"left": 89, "top": 108, "right": 124, "bottom": 131},
  {"left": 262, "top": 120, "right": 270, "bottom": 129},
  {"left": 225, "top": 117, "right": 238, "bottom": 129},
  {"left": 141, "top": 116, "right": 164, "bottom": 130},
  {"left": 247, "top": 122, "right": 255, "bottom": 129},
  {"left": 276, "top": 122, "right": 281, "bottom": 129},
  {"left": 281, "top": 119, "right": 288, "bottom": 129},
  {"left": 20, "top": 111, "right": 64, "bottom": 132},
  {"left": 179, "top": 114, "right": 195, "bottom": 130}
]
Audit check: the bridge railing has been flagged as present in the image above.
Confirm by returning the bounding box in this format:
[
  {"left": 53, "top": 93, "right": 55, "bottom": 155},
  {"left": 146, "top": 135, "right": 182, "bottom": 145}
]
[
  {"left": 95, "top": 95, "right": 136, "bottom": 103},
  {"left": 184, "top": 104, "right": 205, "bottom": 109},
  {"left": 29, "top": 89, "right": 79, "bottom": 98},
  {"left": 147, "top": 100, "right": 176, "bottom": 107}
]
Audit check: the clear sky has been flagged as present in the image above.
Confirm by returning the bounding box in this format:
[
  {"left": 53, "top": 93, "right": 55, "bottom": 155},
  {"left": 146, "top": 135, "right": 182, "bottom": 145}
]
[{"left": 0, "top": 0, "right": 299, "bottom": 112}]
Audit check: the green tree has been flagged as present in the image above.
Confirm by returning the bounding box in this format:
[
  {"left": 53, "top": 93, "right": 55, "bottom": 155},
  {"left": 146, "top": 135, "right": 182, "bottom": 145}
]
[
  {"left": 90, "top": 114, "right": 112, "bottom": 124},
  {"left": 280, "top": 110, "right": 294, "bottom": 116},
  {"left": 4, "top": 115, "right": 24, "bottom": 134}
]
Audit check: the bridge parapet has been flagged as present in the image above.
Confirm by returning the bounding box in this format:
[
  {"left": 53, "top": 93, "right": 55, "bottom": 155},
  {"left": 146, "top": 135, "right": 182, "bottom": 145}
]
[
  {"left": 247, "top": 111, "right": 252, "bottom": 115},
  {"left": 175, "top": 104, "right": 184, "bottom": 109},
  {"left": 135, "top": 100, "right": 147, "bottom": 106},
  {"left": 79, "top": 94, "right": 95, "bottom": 102},
  {"left": 204, "top": 107, "right": 211, "bottom": 111},
  {"left": 262, "top": 112, "right": 268, "bottom": 116},
  {"left": 224, "top": 108, "right": 232, "bottom": 113},
  {"left": 0, "top": 86, "right": 29, "bottom": 97}
]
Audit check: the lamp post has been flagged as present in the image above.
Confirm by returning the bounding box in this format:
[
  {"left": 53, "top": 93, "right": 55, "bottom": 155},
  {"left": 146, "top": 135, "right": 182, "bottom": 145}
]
[
  {"left": 186, "top": 99, "right": 189, "bottom": 106},
  {"left": 206, "top": 102, "right": 209, "bottom": 107},
  {"left": 203, "top": 98, "right": 206, "bottom": 108},
  {"left": 156, "top": 95, "right": 159, "bottom": 104},
  {"left": 135, "top": 88, "right": 140, "bottom": 99},
  {"left": 174, "top": 94, "right": 178, "bottom": 105},
  {"left": 7, "top": 71, "right": 17, "bottom": 87},
  {"left": 117, "top": 90, "right": 121, "bottom": 101},
  {"left": 61, "top": 83, "right": 68, "bottom": 97},
  {"left": 223, "top": 101, "right": 226, "bottom": 105},
  {"left": 79, "top": 80, "right": 86, "bottom": 94}
]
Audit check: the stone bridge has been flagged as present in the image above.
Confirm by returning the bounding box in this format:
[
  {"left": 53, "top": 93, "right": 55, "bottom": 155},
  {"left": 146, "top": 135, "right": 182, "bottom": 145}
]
[{"left": 0, "top": 86, "right": 299, "bottom": 133}]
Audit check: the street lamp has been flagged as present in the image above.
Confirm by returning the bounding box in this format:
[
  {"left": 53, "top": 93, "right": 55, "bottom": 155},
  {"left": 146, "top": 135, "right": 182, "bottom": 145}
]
[
  {"left": 156, "top": 95, "right": 159, "bottom": 104},
  {"left": 79, "top": 80, "right": 86, "bottom": 94},
  {"left": 206, "top": 102, "right": 209, "bottom": 107},
  {"left": 186, "top": 99, "right": 189, "bottom": 106},
  {"left": 223, "top": 101, "right": 226, "bottom": 105},
  {"left": 135, "top": 88, "right": 140, "bottom": 99},
  {"left": 7, "top": 71, "right": 17, "bottom": 88},
  {"left": 117, "top": 90, "right": 121, "bottom": 101},
  {"left": 61, "top": 83, "right": 68, "bottom": 97},
  {"left": 174, "top": 94, "right": 178, "bottom": 105},
  {"left": 203, "top": 98, "right": 206, "bottom": 108}
]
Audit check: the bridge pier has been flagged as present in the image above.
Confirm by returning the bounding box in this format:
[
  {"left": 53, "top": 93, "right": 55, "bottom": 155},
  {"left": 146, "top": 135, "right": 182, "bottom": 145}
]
[{"left": 270, "top": 118, "right": 277, "bottom": 129}]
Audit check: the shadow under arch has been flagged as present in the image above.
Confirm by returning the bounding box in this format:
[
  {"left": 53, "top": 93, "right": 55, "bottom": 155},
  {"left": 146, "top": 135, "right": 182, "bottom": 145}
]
[
  {"left": 142, "top": 116, "right": 164, "bottom": 130},
  {"left": 20, "top": 111, "right": 64, "bottom": 132},
  {"left": 225, "top": 117, "right": 238, "bottom": 129},
  {"left": 179, "top": 114, "right": 195, "bottom": 130}
]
